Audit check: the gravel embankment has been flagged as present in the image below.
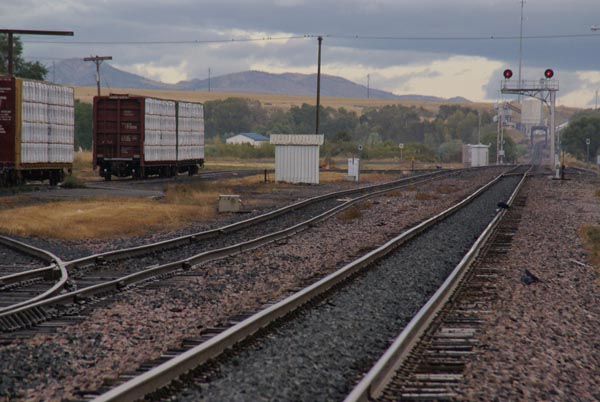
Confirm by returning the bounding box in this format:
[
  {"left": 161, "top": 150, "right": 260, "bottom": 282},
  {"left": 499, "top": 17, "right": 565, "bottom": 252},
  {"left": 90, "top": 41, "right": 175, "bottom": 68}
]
[
  {"left": 458, "top": 171, "right": 600, "bottom": 401},
  {"left": 0, "top": 171, "right": 502, "bottom": 401}
]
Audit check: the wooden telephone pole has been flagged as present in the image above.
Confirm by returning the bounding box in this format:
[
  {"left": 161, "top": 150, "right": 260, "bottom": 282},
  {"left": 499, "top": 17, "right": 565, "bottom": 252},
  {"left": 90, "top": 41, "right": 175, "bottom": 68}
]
[
  {"left": 1, "top": 29, "right": 73, "bottom": 76},
  {"left": 83, "top": 55, "right": 112, "bottom": 96}
]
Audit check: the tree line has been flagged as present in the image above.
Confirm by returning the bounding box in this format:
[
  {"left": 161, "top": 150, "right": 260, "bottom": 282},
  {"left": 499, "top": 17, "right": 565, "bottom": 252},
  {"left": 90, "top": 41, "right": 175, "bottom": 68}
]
[
  {"left": 202, "top": 98, "right": 519, "bottom": 162},
  {"left": 72, "top": 97, "right": 518, "bottom": 162}
]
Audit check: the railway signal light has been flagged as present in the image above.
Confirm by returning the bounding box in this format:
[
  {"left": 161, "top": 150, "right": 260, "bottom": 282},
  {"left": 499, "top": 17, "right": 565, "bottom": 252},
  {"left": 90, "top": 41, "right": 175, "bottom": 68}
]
[
  {"left": 503, "top": 69, "right": 513, "bottom": 79},
  {"left": 544, "top": 69, "right": 554, "bottom": 79}
]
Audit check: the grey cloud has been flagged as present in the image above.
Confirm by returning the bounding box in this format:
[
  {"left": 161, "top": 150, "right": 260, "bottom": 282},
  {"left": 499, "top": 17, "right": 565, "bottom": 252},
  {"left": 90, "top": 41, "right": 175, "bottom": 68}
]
[{"left": 4, "top": 0, "right": 600, "bottom": 103}]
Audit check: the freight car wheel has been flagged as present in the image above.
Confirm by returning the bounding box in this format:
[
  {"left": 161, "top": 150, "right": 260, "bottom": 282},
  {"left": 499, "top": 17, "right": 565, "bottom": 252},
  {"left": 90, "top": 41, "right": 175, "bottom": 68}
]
[{"left": 48, "top": 170, "right": 63, "bottom": 186}]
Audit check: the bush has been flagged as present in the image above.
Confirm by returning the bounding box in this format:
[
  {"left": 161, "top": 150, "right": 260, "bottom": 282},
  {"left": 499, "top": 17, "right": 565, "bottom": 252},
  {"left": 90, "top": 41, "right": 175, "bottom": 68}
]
[{"left": 61, "top": 174, "right": 86, "bottom": 189}]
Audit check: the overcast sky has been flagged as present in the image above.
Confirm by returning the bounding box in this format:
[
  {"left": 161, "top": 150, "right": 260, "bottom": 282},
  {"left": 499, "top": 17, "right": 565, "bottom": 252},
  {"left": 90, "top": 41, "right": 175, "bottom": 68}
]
[{"left": 3, "top": 0, "right": 600, "bottom": 107}]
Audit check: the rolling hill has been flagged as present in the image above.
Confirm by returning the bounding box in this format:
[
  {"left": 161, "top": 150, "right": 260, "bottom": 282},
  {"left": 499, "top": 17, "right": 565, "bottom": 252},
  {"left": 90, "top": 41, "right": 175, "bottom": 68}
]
[{"left": 48, "top": 59, "right": 470, "bottom": 103}]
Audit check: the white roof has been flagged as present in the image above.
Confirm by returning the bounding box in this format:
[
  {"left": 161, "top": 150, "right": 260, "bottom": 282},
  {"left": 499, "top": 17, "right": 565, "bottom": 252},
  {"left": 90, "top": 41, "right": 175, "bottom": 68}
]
[{"left": 270, "top": 134, "right": 324, "bottom": 146}]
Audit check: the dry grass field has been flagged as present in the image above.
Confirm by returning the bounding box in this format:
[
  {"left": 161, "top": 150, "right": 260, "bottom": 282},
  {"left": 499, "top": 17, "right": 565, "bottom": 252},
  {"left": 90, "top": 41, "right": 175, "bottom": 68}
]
[
  {"left": 74, "top": 86, "right": 492, "bottom": 114},
  {"left": 0, "top": 156, "right": 399, "bottom": 240},
  {"left": 74, "top": 85, "right": 580, "bottom": 126}
]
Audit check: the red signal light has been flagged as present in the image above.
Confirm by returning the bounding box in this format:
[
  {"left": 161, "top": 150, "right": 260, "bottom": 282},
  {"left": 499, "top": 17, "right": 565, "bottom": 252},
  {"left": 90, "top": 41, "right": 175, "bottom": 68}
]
[
  {"left": 503, "top": 69, "right": 513, "bottom": 79},
  {"left": 544, "top": 69, "right": 554, "bottom": 79}
]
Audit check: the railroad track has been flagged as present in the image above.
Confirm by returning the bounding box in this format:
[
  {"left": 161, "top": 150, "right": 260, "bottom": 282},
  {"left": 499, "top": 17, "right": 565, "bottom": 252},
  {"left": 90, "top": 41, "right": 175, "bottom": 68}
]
[
  {"left": 0, "top": 236, "right": 67, "bottom": 312},
  {"left": 0, "top": 167, "right": 479, "bottom": 330},
  {"left": 81, "top": 168, "right": 527, "bottom": 402},
  {"left": 346, "top": 169, "right": 529, "bottom": 402}
]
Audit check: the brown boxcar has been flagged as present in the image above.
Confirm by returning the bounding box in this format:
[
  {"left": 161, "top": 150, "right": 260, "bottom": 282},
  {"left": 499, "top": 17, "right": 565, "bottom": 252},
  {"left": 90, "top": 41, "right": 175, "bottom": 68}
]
[
  {"left": 0, "top": 75, "right": 74, "bottom": 185},
  {"left": 93, "top": 94, "right": 204, "bottom": 180}
]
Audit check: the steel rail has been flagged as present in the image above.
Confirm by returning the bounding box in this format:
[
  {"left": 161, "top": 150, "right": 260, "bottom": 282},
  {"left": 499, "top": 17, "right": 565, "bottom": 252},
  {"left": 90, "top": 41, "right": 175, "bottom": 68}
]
[
  {"left": 343, "top": 168, "right": 529, "bottom": 402},
  {"left": 90, "top": 169, "right": 516, "bottom": 402},
  {"left": 65, "top": 169, "right": 455, "bottom": 269},
  {"left": 0, "top": 235, "right": 68, "bottom": 313},
  {"left": 0, "top": 169, "right": 462, "bottom": 323}
]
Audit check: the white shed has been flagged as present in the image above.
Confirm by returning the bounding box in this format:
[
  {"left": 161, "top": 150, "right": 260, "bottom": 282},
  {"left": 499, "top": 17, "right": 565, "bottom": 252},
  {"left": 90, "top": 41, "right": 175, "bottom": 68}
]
[
  {"left": 468, "top": 143, "right": 490, "bottom": 167},
  {"left": 270, "top": 134, "right": 324, "bottom": 184}
]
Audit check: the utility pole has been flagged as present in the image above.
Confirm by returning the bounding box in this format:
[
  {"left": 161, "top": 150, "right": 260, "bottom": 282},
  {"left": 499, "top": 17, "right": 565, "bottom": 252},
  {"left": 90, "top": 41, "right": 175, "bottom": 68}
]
[
  {"left": 367, "top": 73, "right": 370, "bottom": 99},
  {"left": 518, "top": 0, "right": 525, "bottom": 103},
  {"left": 315, "top": 36, "right": 323, "bottom": 134},
  {"left": 477, "top": 110, "right": 481, "bottom": 143},
  {"left": 83, "top": 55, "right": 112, "bottom": 96},
  {"left": 208, "top": 67, "right": 211, "bottom": 92},
  {"left": 1, "top": 29, "right": 73, "bottom": 77}
]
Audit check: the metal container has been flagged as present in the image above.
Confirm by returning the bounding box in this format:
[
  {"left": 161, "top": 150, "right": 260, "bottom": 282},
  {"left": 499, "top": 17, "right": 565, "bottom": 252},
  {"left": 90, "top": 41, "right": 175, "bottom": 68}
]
[
  {"left": 0, "top": 76, "right": 74, "bottom": 185},
  {"left": 93, "top": 94, "right": 204, "bottom": 180}
]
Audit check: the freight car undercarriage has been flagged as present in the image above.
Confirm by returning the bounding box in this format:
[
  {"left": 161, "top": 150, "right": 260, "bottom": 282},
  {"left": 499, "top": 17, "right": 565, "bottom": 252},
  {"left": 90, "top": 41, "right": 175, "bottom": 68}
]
[
  {"left": 96, "top": 158, "right": 203, "bottom": 181},
  {"left": 0, "top": 167, "right": 65, "bottom": 186}
]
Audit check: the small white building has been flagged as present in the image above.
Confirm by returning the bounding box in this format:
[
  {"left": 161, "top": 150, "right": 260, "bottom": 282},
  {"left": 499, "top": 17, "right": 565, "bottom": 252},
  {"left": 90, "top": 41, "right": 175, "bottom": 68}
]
[
  {"left": 270, "top": 134, "right": 324, "bottom": 184},
  {"left": 466, "top": 143, "right": 490, "bottom": 167},
  {"left": 226, "top": 132, "right": 269, "bottom": 146}
]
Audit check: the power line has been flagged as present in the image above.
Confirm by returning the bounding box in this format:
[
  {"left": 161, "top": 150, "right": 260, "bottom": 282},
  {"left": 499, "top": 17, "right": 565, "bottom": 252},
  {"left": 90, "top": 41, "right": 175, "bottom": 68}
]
[
  {"left": 328, "top": 33, "right": 600, "bottom": 40},
  {"left": 22, "top": 35, "right": 316, "bottom": 45},
  {"left": 19, "top": 32, "right": 600, "bottom": 47}
]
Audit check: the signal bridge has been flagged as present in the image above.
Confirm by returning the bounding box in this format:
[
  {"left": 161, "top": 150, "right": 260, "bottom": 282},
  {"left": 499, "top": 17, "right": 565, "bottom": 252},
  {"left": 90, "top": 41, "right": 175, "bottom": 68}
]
[
  {"left": 501, "top": 79, "right": 559, "bottom": 93},
  {"left": 501, "top": 70, "right": 559, "bottom": 173}
]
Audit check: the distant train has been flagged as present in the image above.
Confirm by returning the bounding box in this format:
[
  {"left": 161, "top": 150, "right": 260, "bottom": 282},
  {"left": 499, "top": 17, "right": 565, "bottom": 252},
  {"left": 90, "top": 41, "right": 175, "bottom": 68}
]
[
  {"left": 0, "top": 76, "right": 74, "bottom": 186},
  {"left": 93, "top": 94, "right": 205, "bottom": 180}
]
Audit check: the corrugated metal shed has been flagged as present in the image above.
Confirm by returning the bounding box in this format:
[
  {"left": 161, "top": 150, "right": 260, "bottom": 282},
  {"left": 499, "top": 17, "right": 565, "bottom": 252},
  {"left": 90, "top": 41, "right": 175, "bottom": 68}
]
[
  {"left": 270, "top": 134, "right": 324, "bottom": 184},
  {"left": 468, "top": 143, "right": 490, "bottom": 167},
  {"left": 270, "top": 134, "right": 324, "bottom": 146}
]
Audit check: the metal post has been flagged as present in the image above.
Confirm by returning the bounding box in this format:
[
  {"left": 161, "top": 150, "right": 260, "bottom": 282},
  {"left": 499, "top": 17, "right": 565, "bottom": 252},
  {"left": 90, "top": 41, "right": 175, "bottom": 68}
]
[
  {"left": 518, "top": 0, "right": 525, "bottom": 103},
  {"left": 586, "top": 138, "right": 591, "bottom": 168},
  {"left": 550, "top": 90, "right": 557, "bottom": 172},
  {"left": 496, "top": 104, "right": 500, "bottom": 164},
  {"left": 315, "top": 36, "right": 322, "bottom": 134}
]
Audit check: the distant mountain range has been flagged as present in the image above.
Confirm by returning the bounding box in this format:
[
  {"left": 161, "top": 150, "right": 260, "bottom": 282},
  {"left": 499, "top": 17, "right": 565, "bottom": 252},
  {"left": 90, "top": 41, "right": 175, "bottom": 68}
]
[{"left": 46, "top": 58, "right": 470, "bottom": 103}]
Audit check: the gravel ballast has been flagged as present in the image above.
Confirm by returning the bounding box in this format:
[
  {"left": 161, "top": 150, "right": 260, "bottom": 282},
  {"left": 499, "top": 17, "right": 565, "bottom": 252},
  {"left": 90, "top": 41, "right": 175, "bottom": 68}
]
[
  {"left": 0, "top": 243, "right": 47, "bottom": 276},
  {"left": 0, "top": 171, "right": 502, "bottom": 401},
  {"left": 155, "top": 176, "right": 522, "bottom": 402},
  {"left": 458, "top": 172, "right": 600, "bottom": 401}
]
